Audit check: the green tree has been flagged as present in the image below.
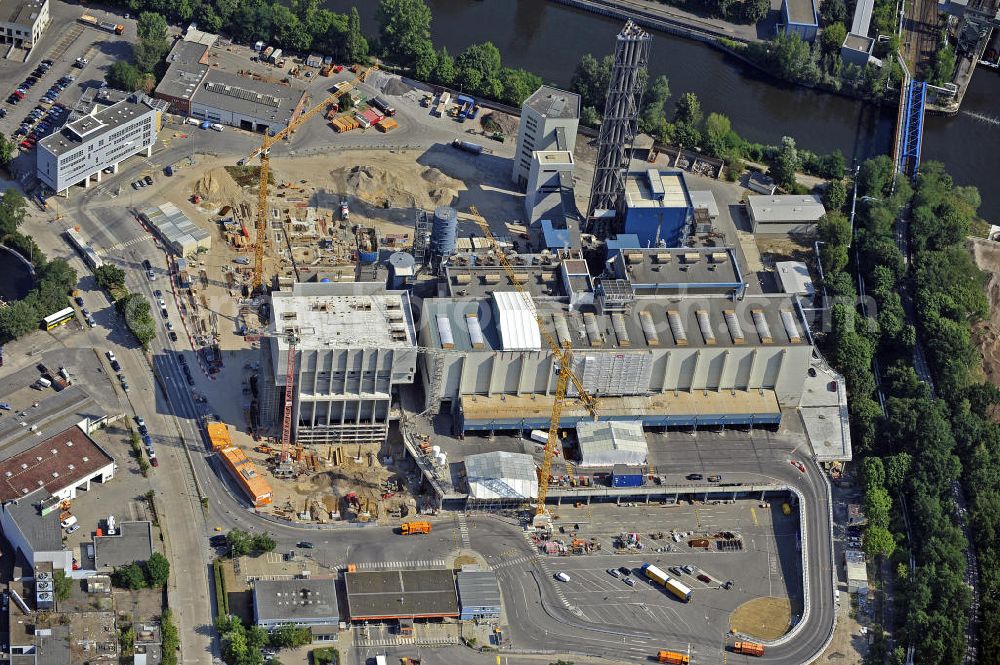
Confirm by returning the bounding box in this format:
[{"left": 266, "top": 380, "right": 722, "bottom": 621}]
[
  {"left": 117, "top": 293, "right": 156, "bottom": 347},
  {"left": 112, "top": 563, "right": 147, "bottom": 590},
  {"left": 269, "top": 624, "right": 312, "bottom": 648},
  {"left": 639, "top": 75, "right": 670, "bottom": 135},
  {"left": 703, "top": 112, "right": 736, "bottom": 157},
  {"left": 272, "top": 4, "right": 310, "bottom": 51},
  {"left": 54, "top": 570, "right": 73, "bottom": 601},
  {"left": 771, "top": 135, "right": 800, "bottom": 189},
  {"left": 580, "top": 105, "right": 601, "bottom": 127},
  {"left": 196, "top": 4, "right": 223, "bottom": 33},
  {"left": 823, "top": 179, "right": 848, "bottom": 212},
  {"left": 251, "top": 532, "right": 276, "bottom": 553},
  {"left": 569, "top": 53, "right": 614, "bottom": 112},
  {"left": 94, "top": 265, "right": 127, "bottom": 292},
  {"left": 820, "top": 0, "right": 848, "bottom": 25},
  {"left": 226, "top": 529, "right": 252, "bottom": 557},
  {"left": 0, "top": 301, "right": 38, "bottom": 342},
  {"left": 145, "top": 552, "right": 171, "bottom": 587},
  {"left": 40, "top": 259, "right": 76, "bottom": 292},
  {"left": 863, "top": 456, "right": 886, "bottom": 487},
  {"left": 820, "top": 22, "right": 847, "bottom": 54},
  {"left": 858, "top": 155, "right": 894, "bottom": 198},
  {"left": 674, "top": 92, "right": 703, "bottom": 127},
  {"left": 137, "top": 12, "right": 168, "bottom": 42},
  {"left": 885, "top": 452, "right": 913, "bottom": 492},
  {"left": 0, "top": 134, "right": 15, "bottom": 169},
  {"left": 377, "top": 0, "right": 433, "bottom": 68},
  {"left": 929, "top": 45, "right": 956, "bottom": 86},
  {"left": 0, "top": 188, "right": 26, "bottom": 237},
  {"left": 346, "top": 8, "right": 369, "bottom": 63},
  {"left": 107, "top": 61, "right": 143, "bottom": 92},
  {"left": 501, "top": 68, "right": 543, "bottom": 106},
  {"left": 338, "top": 93, "right": 353, "bottom": 111},
  {"left": 433, "top": 46, "right": 456, "bottom": 86},
  {"left": 864, "top": 486, "right": 892, "bottom": 529},
  {"left": 742, "top": 0, "right": 770, "bottom": 23},
  {"left": 863, "top": 525, "right": 896, "bottom": 559}
]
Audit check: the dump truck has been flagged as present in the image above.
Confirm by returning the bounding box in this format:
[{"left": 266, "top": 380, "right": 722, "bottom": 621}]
[
  {"left": 400, "top": 521, "right": 432, "bottom": 535},
  {"left": 376, "top": 117, "right": 398, "bottom": 132},
  {"left": 657, "top": 651, "right": 690, "bottom": 664},
  {"left": 733, "top": 641, "right": 765, "bottom": 657}
]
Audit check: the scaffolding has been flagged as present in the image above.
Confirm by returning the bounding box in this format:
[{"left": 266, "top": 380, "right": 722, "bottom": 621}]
[{"left": 412, "top": 208, "right": 431, "bottom": 266}]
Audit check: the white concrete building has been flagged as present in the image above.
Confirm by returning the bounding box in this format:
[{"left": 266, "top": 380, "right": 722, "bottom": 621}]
[
  {"left": 37, "top": 94, "right": 164, "bottom": 196},
  {"left": 270, "top": 282, "right": 418, "bottom": 445},
  {"left": 524, "top": 149, "right": 575, "bottom": 220},
  {"left": 513, "top": 86, "right": 580, "bottom": 187},
  {"left": 747, "top": 194, "right": 826, "bottom": 235},
  {"left": 0, "top": 0, "right": 49, "bottom": 50}
]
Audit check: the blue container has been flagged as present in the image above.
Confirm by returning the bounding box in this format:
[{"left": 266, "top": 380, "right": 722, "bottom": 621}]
[
  {"left": 611, "top": 464, "right": 644, "bottom": 488},
  {"left": 430, "top": 206, "right": 458, "bottom": 259},
  {"left": 358, "top": 250, "right": 378, "bottom": 264}
]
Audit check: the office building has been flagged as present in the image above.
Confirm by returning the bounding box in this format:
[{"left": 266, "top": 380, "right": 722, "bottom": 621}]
[
  {"left": 269, "top": 282, "right": 417, "bottom": 445},
  {"left": 512, "top": 86, "right": 580, "bottom": 187},
  {"left": 623, "top": 169, "right": 694, "bottom": 247},
  {"left": 37, "top": 93, "right": 164, "bottom": 196},
  {"left": 0, "top": 0, "right": 48, "bottom": 50}
]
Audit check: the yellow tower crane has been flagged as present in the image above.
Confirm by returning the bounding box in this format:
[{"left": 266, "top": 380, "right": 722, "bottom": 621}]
[
  {"left": 239, "top": 66, "right": 378, "bottom": 291},
  {"left": 466, "top": 206, "right": 599, "bottom": 525}
]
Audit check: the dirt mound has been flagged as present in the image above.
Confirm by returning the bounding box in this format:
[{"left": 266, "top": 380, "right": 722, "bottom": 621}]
[
  {"left": 193, "top": 167, "right": 244, "bottom": 207},
  {"left": 334, "top": 163, "right": 462, "bottom": 210},
  {"left": 384, "top": 78, "right": 412, "bottom": 96}
]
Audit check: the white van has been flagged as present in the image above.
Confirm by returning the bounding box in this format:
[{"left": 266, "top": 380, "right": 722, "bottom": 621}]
[
  {"left": 210, "top": 123, "right": 224, "bottom": 132},
  {"left": 60, "top": 515, "right": 78, "bottom": 529},
  {"left": 186, "top": 117, "right": 200, "bottom": 125},
  {"left": 36, "top": 377, "right": 52, "bottom": 389},
  {"left": 554, "top": 572, "right": 571, "bottom": 582}
]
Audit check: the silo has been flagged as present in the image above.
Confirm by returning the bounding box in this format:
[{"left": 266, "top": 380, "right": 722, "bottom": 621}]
[
  {"left": 429, "top": 205, "right": 458, "bottom": 260},
  {"left": 387, "top": 252, "right": 416, "bottom": 290}
]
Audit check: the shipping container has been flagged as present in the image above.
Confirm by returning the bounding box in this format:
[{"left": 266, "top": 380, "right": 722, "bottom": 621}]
[
  {"left": 375, "top": 117, "right": 398, "bottom": 132},
  {"left": 733, "top": 641, "right": 765, "bottom": 657},
  {"left": 269, "top": 48, "right": 282, "bottom": 64},
  {"left": 451, "top": 140, "right": 484, "bottom": 155},
  {"left": 657, "top": 651, "right": 690, "bottom": 664},
  {"left": 219, "top": 446, "right": 272, "bottom": 507},
  {"left": 612, "top": 464, "right": 644, "bottom": 488}
]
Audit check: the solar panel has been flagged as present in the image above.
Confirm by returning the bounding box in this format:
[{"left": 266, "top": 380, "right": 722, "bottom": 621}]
[{"left": 204, "top": 81, "right": 282, "bottom": 108}]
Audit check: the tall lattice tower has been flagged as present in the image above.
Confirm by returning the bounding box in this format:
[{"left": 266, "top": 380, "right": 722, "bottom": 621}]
[{"left": 586, "top": 20, "right": 651, "bottom": 235}]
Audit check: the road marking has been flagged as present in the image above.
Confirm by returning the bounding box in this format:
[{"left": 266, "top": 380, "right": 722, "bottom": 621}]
[
  {"left": 457, "top": 512, "right": 471, "bottom": 549},
  {"left": 751, "top": 506, "right": 759, "bottom": 526},
  {"left": 101, "top": 234, "right": 154, "bottom": 254}
]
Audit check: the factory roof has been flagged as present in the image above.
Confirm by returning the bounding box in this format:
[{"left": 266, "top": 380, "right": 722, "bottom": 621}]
[
  {"left": 0, "top": 386, "right": 104, "bottom": 462},
  {"left": 140, "top": 202, "right": 211, "bottom": 250},
  {"left": 609, "top": 246, "right": 743, "bottom": 292},
  {"left": 775, "top": 261, "right": 815, "bottom": 296},
  {"left": 344, "top": 569, "right": 458, "bottom": 620},
  {"left": 523, "top": 85, "right": 580, "bottom": 120},
  {"left": 784, "top": 0, "right": 818, "bottom": 25},
  {"left": 3, "top": 491, "right": 63, "bottom": 552},
  {"left": 183, "top": 23, "right": 218, "bottom": 46},
  {"left": 456, "top": 571, "right": 502, "bottom": 609},
  {"left": 850, "top": 0, "right": 874, "bottom": 35},
  {"left": 576, "top": 421, "right": 648, "bottom": 467},
  {"left": 39, "top": 95, "right": 159, "bottom": 157},
  {"left": 0, "top": 425, "right": 114, "bottom": 502},
  {"left": 154, "top": 40, "right": 210, "bottom": 102},
  {"left": 0, "top": 0, "right": 44, "bottom": 27},
  {"left": 423, "top": 294, "right": 811, "bottom": 352},
  {"left": 444, "top": 253, "right": 578, "bottom": 299},
  {"left": 625, "top": 169, "right": 692, "bottom": 210},
  {"left": 195, "top": 69, "right": 305, "bottom": 125},
  {"left": 253, "top": 578, "right": 340, "bottom": 624},
  {"left": 94, "top": 522, "right": 153, "bottom": 570},
  {"left": 491, "top": 291, "right": 541, "bottom": 351},
  {"left": 464, "top": 451, "right": 539, "bottom": 499},
  {"left": 271, "top": 281, "right": 416, "bottom": 350},
  {"left": 843, "top": 33, "right": 875, "bottom": 53},
  {"left": 688, "top": 190, "right": 720, "bottom": 218},
  {"left": 747, "top": 194, "right": 826, "bottom": 224}
]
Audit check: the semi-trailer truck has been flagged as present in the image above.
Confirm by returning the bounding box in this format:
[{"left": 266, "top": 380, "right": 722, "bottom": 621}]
[
  {"left": 733, "top": 641, "right": 765, "bottom": 656},
  {"left": 657, "top": 651, "right": 690, "bottom": 664},
  {"left": 400, "top": 521, "right": 432, "bottom": 535},
  {"left": 642, "top": 563, "right": 693, "bottom": 602}
]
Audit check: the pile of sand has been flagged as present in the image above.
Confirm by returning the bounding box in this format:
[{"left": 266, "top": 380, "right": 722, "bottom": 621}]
[
  {"left": 335, "top": 163, "right": 461, "bottom": 210},
  {"left": 193, "top": 167, "right": 245, "bottom": 207},
  {"left": 383, "top": 78, "right": 413, "bottom": 96}
]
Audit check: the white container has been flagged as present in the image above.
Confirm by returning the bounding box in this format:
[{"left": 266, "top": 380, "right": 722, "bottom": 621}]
[
  {"left": 36, "top": 377, "right": 51, "bottom": 389},
  {"left": 431, "top": 445, "right": 441, "bottom": 456}
]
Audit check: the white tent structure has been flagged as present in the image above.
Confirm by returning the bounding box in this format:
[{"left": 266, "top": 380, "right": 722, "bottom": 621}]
[
  {"left": 464, "top": 451, "right": 539, "bottom": 499},
  {"left": 576, "top": 421, "right": 648, "bottom": 467}
]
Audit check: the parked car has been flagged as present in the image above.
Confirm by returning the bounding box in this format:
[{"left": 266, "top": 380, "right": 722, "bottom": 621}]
[
  {"left": 624, "top": 577, "right": 636, "bottom": 587},
  {"left": 168, "top": 331, "right": 178, "bottom": 342},
  {"left": 297, "top": 541, "right": 315, "bottom": 549},
  {"left": 607, "top": 568, "right": 621, "bottom": 578},
  {"left": 66, "top": 523, "right": 80, "bottom": 534},
  {"left": 686, "top": 473, "right": 703, "bottom": 481},
  {"left": 144, "top": 175, "right": 153, "bottom": 186},
  {"left": 708, "top": 474, "right": 722, "bottom": 482},
  {"left": 554, "top": 572, "right": 571, "bottom": 582},
  {"left": 618, "top": 566, "right": 631, "bottom": 576}
]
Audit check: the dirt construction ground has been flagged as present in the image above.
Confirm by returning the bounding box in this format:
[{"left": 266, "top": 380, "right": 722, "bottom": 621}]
[{"left": 729, "top": 596, "right": 792, "bottom": 640}]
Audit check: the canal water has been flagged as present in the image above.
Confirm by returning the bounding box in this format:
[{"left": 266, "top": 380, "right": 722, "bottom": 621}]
[
  {"left": 325, "top": 0, "right": 1000, "bottom": 221},
  {"left": 0, "top": 245, "right": 35, "bottom": 302}
]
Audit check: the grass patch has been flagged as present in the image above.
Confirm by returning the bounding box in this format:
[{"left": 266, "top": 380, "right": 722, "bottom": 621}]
[
  {"left": 729, "top": 596, "right": 792, "bottom": 640},
  {"left": 311, "top": 647, "right": 339, "bottom": 665},
  {"left": 224, "top": 165, "right": 274, "bottom": 188},
  {"left": 213, "top": 559, "right": 229, "bottom": 617}
]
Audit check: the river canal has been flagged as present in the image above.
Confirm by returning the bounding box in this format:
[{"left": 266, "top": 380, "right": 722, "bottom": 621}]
[{"left": 325, "top": 0, "right": 1000, "bottom": 220}]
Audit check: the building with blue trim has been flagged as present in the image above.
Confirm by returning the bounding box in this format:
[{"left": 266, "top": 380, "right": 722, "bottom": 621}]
[
  {"left": 623, "top": 169, "right": 693, "bottom": 248},
  {"left": 782, "top": 0, "right": 819, "bottom": 40}
]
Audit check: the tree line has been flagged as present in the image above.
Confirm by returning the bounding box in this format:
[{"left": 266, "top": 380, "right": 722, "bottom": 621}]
[
  {"left": 819, "top": 157, "right": 993, "bottom": 664},
  {"left": 653, "top": 0, "right": 770, "bottom": 24}
]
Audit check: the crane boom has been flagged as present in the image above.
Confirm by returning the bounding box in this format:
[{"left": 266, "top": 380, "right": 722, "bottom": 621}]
[
  {"left": 242, "top": 66, "right": 377, "bottom": 290},
  {"left": 466, "top": 206, "right": 598, "bottom": 516}
]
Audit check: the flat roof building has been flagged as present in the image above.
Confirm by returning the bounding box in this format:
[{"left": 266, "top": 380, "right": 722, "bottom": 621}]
[
  {"left": 775, "top": 261, "right": 815, "bottom": 296},
  {"left": 842, "top": 0, "right": 877, "bottom": 66},
  {"left": 783, "top": 0, "right": 819, "bottom": 40},
  {"left": 139, "top": 202, "right": 212, "bottom": 256},
  {"left": 623, "top": 169, "right": 693, "bottom": 247},
  {"left": 456, "top": 570, "right": 502, "bottom": 620},
  {"left": 253, "top": 578, "right": 340, "bottom": 629},
  {"left": 0, "top": 0, "right": 49, "bottom": 50},
  {"left": 606, "top": 245, "right": 745, "bottom": 298},
  {"left": 464, "top": 451, "right": 538, "bottom": 500},
  {"left": 513, "top": 86, "right": 580, "bottom": 187},
  {"left": 93, "top": 521, "right": 153, "bottom": 570},
  {"left": 0, "top": 490, "right": 72, "bottom": 574},
  {"left": 576, "top": 421, "right": 647, "bottom": 467},
  {"left": 747, "top": 194, "right": 826, "bottom": 235},
  {"left": 0, "top": 424, "right": 115, "bottom": 503},
  {"left": 846, "top": 549, "right": 869, "bottom": 594},
  {"left": 344, "top": 569, "right": 459, "bottom": 621},
  {"left": 270, "top": 282, "right": 417, "bottom": 445},
  {"left": 37, "top": 94, "right": 164, "bottom": 196}
]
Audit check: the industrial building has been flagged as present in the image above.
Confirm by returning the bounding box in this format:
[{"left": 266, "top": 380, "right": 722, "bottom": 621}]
[
  {"left": 845, "top": 549, "right": 869, "bottom": 594},
  {"left": 524, "top": 150, "right": 575, "bottom": 223},
  {"left": 841, "top": 0, "right": 877, "bottom": 66},
  {"left": 155, "top": 39, "right": 307, "bottom": 132},
  {"left": 464, "top": 451, "right": 538, "bottom": 500},
  {"left": 782, "top": 0, "right": 819, "bottom": 40},
  {"left": 93, "top": 521, "right": 153, "bottom": 570},
  {"left": 344, "top": 569, "right": 459, "bottom": 621},
  {"left": 139, "top": 202, "right": 212, "bottom": 256},
  {"left": 253, "top": 579, "right": 340, "bottom": 630},
  {"left": 37, "top": 93, "right": 165, "bottom": 196},
  {"left": 0, "top": 0, "right": 48, "bottom": 49},
  {"left": 0, "top": 425, "right": 116, "bottom": 504},
  {"left": 775, "top": 261, "right": 815, "bottom": 296},
  {"left": 512, "top": 86, "right": 580, "bottom": 187},
  {"left": 576, "top": 421, "right": 647, "bottom": 467},
  {"left": 0, "top": 491, "right": 72, "bottom": 574},
  {"left": 747, "top": 194, "right": 826, "bottom": 235},
  {"left": 623, "top": 169, "right": 694, "bottom": 247},
  {"left": 456, "top": 570, "right": 502, "bottom": 620},
  {"left": 269, "top": 282, "right": 417, "bottom": 445},
  {"left": 604, "top": 244, "right": 745, "bottom": 298}
]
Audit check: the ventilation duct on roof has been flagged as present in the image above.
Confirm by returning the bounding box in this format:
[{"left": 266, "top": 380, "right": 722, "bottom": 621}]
[
  {"left": 696, "top": 310, "right": 716, "bottom": 345},
  {"left": 553, "top": 314, "right": 572, "bottom": 348},
  {"left": 779, "top": 309, "right": 802, "bottom": 343},
  {"left": 667, "top": 310, "right": 687, "bottom": 346},
  {"left": 465, "top": 314, "right": 485, "bottom": 349},
  {"left": 611, "top": 313, "right": 630, "bottom": 347},
  {"left": 751, "top": 310, "right": 773, "bottom": 344},
  {"left": 583, "top": 313, "right": 603, "bottom": 347},
  {"left": 723, "top": 310, "right": 745, "bottom": 344},
  {"left": 436, "top": 316, "right": 454, "bottom": 349},
  {"left": 639, "top": 311, "right": 659, "bottom": 346}
]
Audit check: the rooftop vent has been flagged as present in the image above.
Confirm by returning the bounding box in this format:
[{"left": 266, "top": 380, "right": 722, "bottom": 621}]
[
  {"left": 751, "top": 310, "right": 773, "bottom": 344},
  {"left": 723, "top": 310, "right": 745, "bottom": 344},
  {"left": 667, "top": 310, "right": 687, "bottom": 346},
  {"left": 696, "top": 310, "right": 716, "bottom": 345},
  {"left": 639, "top": 311, "right": 659, "bottom": 346}
]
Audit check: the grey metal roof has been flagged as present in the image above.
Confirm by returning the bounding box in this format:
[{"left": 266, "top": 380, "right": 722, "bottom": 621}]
[
  {"left": 253, "top": 578, "right": 340, "bottom": 624},
  {"left": 747, "top": 195, "right": 826, "bottom": 224},
  {"left": 843, "top": 33, "right": 875, "bottom": 52},
  {"left": 0, "top": 0, "right": 45, "bottom": 27},
  {"left": 94, "top": 521, "right": 153, "bottom": 570},
  {"left": 464, "top": 452, "right": 538, "bottom": 499},
  {"left": 4, "top": 493, "right": 63, "bottom": 552},
  {"left": 194, "top": 69, "right": 304, "bottom": 125},
  {"left": 850, "top": 0, "right": 874, "bottom": 35},
  {"left": 344, "top": 569, "right": 458, "bottom": 620},
  {"left": 576, "top": 421, "right": 648, "bottom": 467},
  {"left": 140, "top": 203, "right": 211, "bottom": 248},
  {"left": 523, "top": 86, "right": 580, "bottom": 120},
  {"left": 154, "top": 40, "right": 210, "bottom": 102},
  {"left": 688, "top": 190, "right": 720, "bottom": 218},
  {"left": 609, "top": 246, "right": 742, "bottom": 291},
  {"left": 456, "top": 571, "right": 502, "bottom": 609},
  {"left": 35, "top": 625, "right": 71, "bottom": 665}
]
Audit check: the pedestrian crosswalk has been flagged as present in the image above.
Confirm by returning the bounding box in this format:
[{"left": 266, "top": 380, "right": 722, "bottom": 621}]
[
  {"left": 354, "top": 559, "right": 446, "bottom": 570},
  {"left": 102, "top": 234, "right": 154, "bottom": 254},
  {"left": 457, "top": 513, "right": 470, "bottom": 549},
  {"left": 355, "top": 637, "right": 459, "bottom": 648},
  {"left": 490, "top": 554, "right": 534, "bottom": 570}
]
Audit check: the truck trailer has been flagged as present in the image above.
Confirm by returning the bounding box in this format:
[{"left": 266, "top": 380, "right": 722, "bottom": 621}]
[
  {"left": 657, "top": 651, "right": 690, "bottom": 664},
  {"left": 733, "top": 641, "right": 765, "bottom": 656},
  {"left": 642, "top": 563, "right": 692, "bottom": 602},
  {"left": 400, "top": 521, "right": 432, "bottom": 535}
]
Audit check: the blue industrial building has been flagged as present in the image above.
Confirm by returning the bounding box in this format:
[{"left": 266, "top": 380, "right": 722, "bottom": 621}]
[
  {"left": 623, "top": 169, "right": 693, "bottom": 247},
  {"left": 782, "top": 0, "right": 819, "bottom": 40}
]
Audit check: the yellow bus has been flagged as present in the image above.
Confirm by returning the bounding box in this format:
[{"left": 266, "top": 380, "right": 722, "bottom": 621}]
[{"left": 42, "top": 307, "right": 74, "bottom": 330}]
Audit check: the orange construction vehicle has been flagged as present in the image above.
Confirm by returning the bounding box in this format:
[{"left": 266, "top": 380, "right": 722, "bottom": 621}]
[
  {"left": 733, "top": 641, "right": 765, "bottom": 657},
  {"left": 657, "top": 651, "right": 690, "bottom": 664},
  {"left": 400, "top": 521, "right": 432, "bottom": 535}
]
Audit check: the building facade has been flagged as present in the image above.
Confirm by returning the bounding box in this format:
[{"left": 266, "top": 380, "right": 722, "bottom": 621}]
[
  {"left": 0, "top": 0, "right": 49, "bottom": 50},
  {"left": 623, "top": 169, "right": 694, "bottom": 247},
  {"left": 747, "top": 194, "right": 826, "bottom": 235},
  {"left": 512, "top": 86, "right": 580, "bottom": 187},
  {"left": 782, "top": 0, "right": 819, "bottom": 40},
  {"left": 37, "top": 94, "right": 163, "bottom": 195}
]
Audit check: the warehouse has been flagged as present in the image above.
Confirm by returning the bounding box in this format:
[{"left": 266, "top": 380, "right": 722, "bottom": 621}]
[
  {"left": 253, "top": 579, "right": 340, "bottom": 631},
  {"left": 344, "top": 569, "right": 459, "bottom": 621},
  {"left": 747, "top": 195, "right": 826, "bottom": 236},
  {"left": 456, "top": 570, "right": 502, "bottom": 620},
  {"left": 464, "top": 451, "right": 538, "bottom": 500},
  {"left": 270, "top": 282, "right": 417, "bottom": 445},
  {"left": 576, "top": 421, "right": 647, "bottom": 467},
  {"left": 419, "top": 291, "right": 814, "bottom": 431},
  {"left": 139, "top": 202, "right": 212, "bottom": 256}
]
